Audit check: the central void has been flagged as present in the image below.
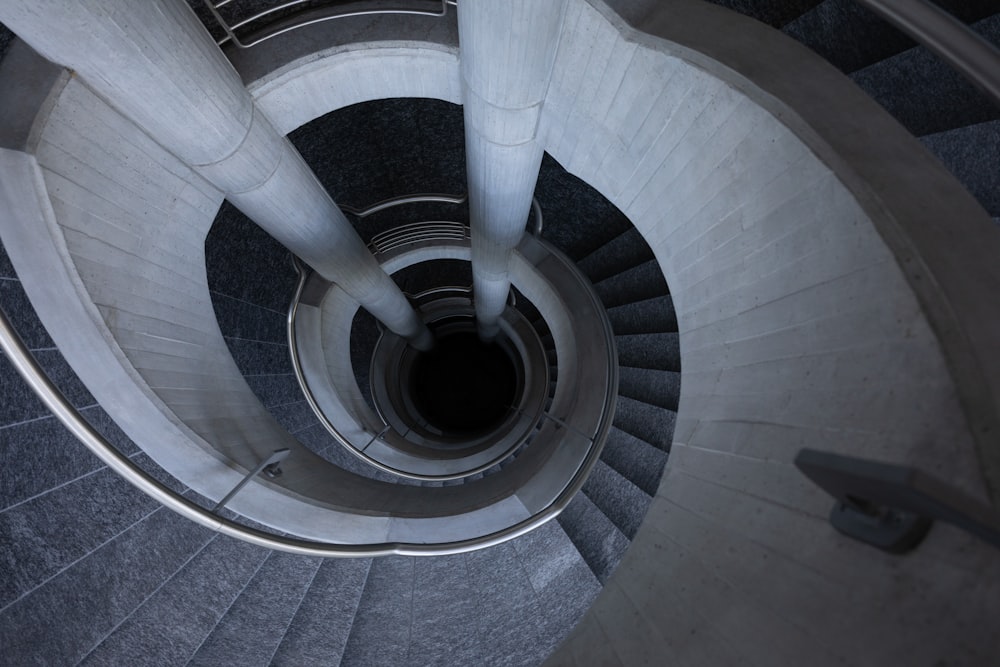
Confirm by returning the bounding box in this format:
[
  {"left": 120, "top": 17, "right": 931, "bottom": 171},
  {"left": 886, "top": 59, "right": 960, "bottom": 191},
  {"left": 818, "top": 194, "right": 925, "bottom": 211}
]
[{"left": 409, "top": 326, "right": 517, "bottom": 435}]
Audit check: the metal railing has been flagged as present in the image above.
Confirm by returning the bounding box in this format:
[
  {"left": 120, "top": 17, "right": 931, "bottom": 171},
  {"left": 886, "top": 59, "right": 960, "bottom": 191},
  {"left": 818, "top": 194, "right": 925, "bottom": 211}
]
[
  {"left": 0, "top": 288, "right": 614, "bottom": 557},
  {"left": 288, "top": 265, "right": 544, "bottom": 482},
  {"left": 368, "top": 221, "right": 470, "bottom": 255},
  {"left": 290, "top": 191, "right": 563, "bottom": 480},
  {"left": 202, "top": 0, "right": 457, "bottom": 49},
  {"left": 796, "top": 448, "right": 1000, "bottom": 552}
]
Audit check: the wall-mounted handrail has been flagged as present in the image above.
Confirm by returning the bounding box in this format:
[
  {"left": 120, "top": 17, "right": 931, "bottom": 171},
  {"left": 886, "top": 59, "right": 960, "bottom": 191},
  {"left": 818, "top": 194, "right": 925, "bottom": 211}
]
[
  {"left": 0, "top": 296, "right": 613, "bottom": 557},
  {"left": 213, "top": 448, "right": 290, "bottom": 512},
  {"left": 528, "top": 197, "right": 544, "bottom": 236},
  {"left": 341, "top": 193, "right": 467, "bottom": 218},
  {"left": 856, "top": 0, "right": 1000, "bottom": 108},
  {"left": 795, "top": 448, "right": 1000, "bottom": 552},
  {"left": 202, "top": 0, "right": 457, "bottom": 49},
  {"left": 368, "top": 221, "right": 471, "bottom": 255},
  {"left": 289, "top": 256, "right": 549, "bottom": 482}
]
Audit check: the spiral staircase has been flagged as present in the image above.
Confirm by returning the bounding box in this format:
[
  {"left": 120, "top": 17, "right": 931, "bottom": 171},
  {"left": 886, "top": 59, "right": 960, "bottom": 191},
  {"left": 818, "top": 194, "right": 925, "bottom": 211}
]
[{"left": 2, "top": 0, "right": 999, "bottom": 665}]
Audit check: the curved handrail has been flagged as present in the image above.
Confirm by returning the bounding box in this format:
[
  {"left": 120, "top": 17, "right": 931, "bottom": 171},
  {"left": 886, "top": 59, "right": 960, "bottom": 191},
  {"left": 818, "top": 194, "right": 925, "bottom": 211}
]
[
  {"left": 289, "top": 267, "right": 547, "bottom": 481},
  {"left": 0, "top": 288, "right": 613, "bottom": 556},
  {"left": 204, "top": 0, "right": 457, "bottom": 49},
  {"left": 368, "top": 221, "right": 471, "bottom": 255},
  {"left": 342, "top": 193, "right": 468, "bottom": 218},
  {"left": 856, "top": 0, "right": 1000, "bottom": 108}
]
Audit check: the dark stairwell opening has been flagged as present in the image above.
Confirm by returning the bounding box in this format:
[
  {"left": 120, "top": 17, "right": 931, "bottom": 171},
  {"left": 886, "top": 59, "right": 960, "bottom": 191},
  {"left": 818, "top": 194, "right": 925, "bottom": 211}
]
[{"left": 410, "top": 324, "right": 519, "bottom": 437}]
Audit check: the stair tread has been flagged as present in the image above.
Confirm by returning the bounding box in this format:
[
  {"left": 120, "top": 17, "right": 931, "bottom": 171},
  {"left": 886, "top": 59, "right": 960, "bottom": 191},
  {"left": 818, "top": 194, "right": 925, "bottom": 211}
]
[
  {"left": 556, "top": 492, "right": 630, "bottom": 585},
  {"left": 606, "top": 295, "right": 678, "bottom": 335},
  {"left": 593, "top": 260, "right": 669, "bottom": 309},
  {"left": 271, "top": 557, "right": 372, "bottom": 665},
  {"left": 535, "top": 154, "right": 633, "bottom": 261},
  {"left": 613, "top": 395, "right": 676, "bottom": 452},
  {"left": 576, "top": 227, "right": 655, "bottom": 285},
  {"left": 583, "top": 459, "right": 652, "bottom": 540},
  {"left": 849, "top": 14, "right": 1000, "bottom": 137},
  {"left": 0, "top": 507, "right": 212, "bottom": 665},
  {"left": 782, "top": 0, "right": 999, "bottom": 74},
  {"left": 920, "top": 119, "right": 1000, "bottom": 218},
  {"left": 509, "top": 519, "right": 602, "bottom": 657},
  {"left": 189, "top": 552, "right": 322, "bottom": 667},
  {"left": 704, "top": 0, "right": 825, "bottom": 29},
  {"left": 0, "top": 467, "right": 161, "bottom": 610},
  {"left": 618, "top": 366, "right": 681, "bottom": 411},
  {"left": 339, "top": 557, "right": 414, "bottom": 666},
  {"left": 81, "top": 535, "right": 269, "bottom": 666},
  {"left": 407, "top": 555, "right": 483, "bottom": 665},
  {"left": 615, "top": 332, "right": 681, "bottom": 372},
  {"left": 464, "top": 542, "right": 550, "bottom": 666},
  {"left": 601, "top": 426, "right": 669, "bottom": 497},
  {"left": 783, "top": 0, "right": 919, "bottom": 73}
]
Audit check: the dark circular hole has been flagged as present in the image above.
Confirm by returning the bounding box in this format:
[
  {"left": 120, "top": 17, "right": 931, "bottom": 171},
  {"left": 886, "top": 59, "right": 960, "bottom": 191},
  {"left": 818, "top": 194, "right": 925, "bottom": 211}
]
[{"left": 409, "top": 330, "right": 517, "bottom": 435}]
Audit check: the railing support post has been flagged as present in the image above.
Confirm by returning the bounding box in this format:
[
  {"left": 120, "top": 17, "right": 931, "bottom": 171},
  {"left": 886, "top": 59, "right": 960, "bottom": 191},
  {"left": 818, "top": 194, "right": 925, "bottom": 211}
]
[{"left": 213, "top": 449, "right": 291, "bottom": 513}]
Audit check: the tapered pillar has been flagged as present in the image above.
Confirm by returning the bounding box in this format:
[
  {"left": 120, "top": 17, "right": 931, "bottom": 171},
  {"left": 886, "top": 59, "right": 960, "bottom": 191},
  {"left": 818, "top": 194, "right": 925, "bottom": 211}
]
[
  {"left": 459, "top": 0, "right": 567, "bottom": 340},
  {"left": 0, "top": 0, "right": 433, "bottom": 350}
]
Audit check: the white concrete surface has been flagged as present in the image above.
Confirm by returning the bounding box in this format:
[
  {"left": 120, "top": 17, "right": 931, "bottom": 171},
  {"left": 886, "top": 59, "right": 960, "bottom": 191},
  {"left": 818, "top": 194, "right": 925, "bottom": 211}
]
[
  {"left": 544, "top": 1, "right": 1000, "bottom": 665},
  {"left": 0, "top": 0, "right": 432, "bottom": 349},
  {"left": 458, "top": 0, "right": 567, "bottom": 338}
]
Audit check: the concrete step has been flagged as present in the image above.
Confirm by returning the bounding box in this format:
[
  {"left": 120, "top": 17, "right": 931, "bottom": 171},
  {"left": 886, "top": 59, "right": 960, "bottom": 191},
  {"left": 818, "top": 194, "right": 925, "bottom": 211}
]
[
  {"left": 271, "top": 558, "right": 373, "bottom": 665},
  {"left": 618, "top": 366, "right": 681, "bottom": 411},
  {"left": 339, "top": 556, "right": 418, "bottom": 665},
  {"left": 616, "top": 332, "right": 681, "bottom": 372},
  {"left": 783, "top": 0, "right": 998, "bottom": 74},
  {"left": 189, "top": 552, "right": 322, "bottom": 667},
  {"left": 576, "top": 227, "right": 654, "bottom": 285},
  {"left": 592, "top": 259, "right": 670, "bottom": 309},
  {"left": 605, "top": 295, "right": 678, "bottom": 335},
  {"left": 583, "top": 459, "right": 652, "bottom": 540},
  {"left": 0, "top": 497, "right": 213, "bottom": 665},
  {"left": 534, "top": 154, "right": 633, "bottom": 262},
  {"left": 555, "top": 492, "right": 630, "bottom": 584},
  {"left": 920, "top": 119, "right": 1000, "bottom": 218},
  {"left": 81, "top": 534, "right": 269, "bottom": 665},
  {"left": 613, "top": 395, "right": 676, "bottom": 452},
  {"left": 708, "top": 0, "right": 823, "bottom": 28},
  {"left": 508, "top": 519, "right": 602, "bottom": 657},
  {"left": 705, "top": 0, "right": 824, "bottom": 29},
  {"left": 466, "top": 533, "right": 577, "bottom": 666},
  {"left": 849, "top": 14, "right": 1000, "bottom": 136},
  {"left": 600, "top": 426, "right": 669, "bottom": 497}
]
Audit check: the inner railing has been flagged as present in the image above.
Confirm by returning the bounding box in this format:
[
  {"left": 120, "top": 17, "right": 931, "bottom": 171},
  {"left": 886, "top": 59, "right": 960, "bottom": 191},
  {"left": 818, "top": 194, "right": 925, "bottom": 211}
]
[
  {"left": 0, "top": 190, "right": 617, "bottom": 557},
  {"left": 201, "top": 0, "right": 457, "bottom": 48}
]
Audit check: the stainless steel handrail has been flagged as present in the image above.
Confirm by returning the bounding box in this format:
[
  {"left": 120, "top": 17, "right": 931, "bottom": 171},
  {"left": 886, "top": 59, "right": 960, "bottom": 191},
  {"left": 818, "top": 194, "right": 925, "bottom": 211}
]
[
  {"left": 203, "top": 0, "right": 457, "bottom": 49},
  {"left": 0, "top": 295, "right": 614, "bottom": 557},
  {"left": 857, "top": 0, "right": 1000, "bottom": 108},
  {"left": 529, "top": 197, "right": 544, "bottom": 236},
  {"left": 288, "top": 265, "right": 541, "bottom": 482},
  {"left": 368, "top": 221, "right": 471, "bottom": 255},
  {"left": 342, "top": 193, "right": 467, "bottom": 218}
]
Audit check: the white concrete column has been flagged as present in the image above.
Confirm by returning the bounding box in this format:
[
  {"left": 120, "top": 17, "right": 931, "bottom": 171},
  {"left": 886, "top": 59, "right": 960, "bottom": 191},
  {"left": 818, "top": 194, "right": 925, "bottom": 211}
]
[
  {"left": 459, "top": 0, "right": 567, "bottom": 339},
  {"left": 0, "top": 0, "right": 432, "bottom": 350}
]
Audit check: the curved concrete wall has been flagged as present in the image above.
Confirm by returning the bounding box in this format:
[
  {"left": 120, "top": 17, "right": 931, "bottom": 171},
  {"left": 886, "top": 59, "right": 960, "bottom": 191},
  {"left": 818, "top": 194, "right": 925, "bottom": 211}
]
[{"left": 542, "top": 1, "right": 1000, "bottom": 664}]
